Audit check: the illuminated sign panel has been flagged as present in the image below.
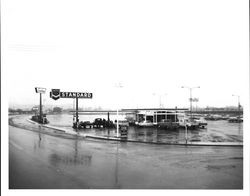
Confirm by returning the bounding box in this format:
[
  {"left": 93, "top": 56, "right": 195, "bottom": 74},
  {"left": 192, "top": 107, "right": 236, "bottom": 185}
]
[
  {"left": 35, "top": 87, "right": 46, "bottom": 94},
  {"left": 61, "top": 92, "right": 92, "bottom": 98},
  {"left": 50, "top": 89, "right": 93, "bottom": 100}
]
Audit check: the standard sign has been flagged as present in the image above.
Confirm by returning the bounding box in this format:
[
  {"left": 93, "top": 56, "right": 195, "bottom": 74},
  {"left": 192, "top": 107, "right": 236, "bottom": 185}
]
[
  {"left": 35, "top": 87, "right": 46, "bottom": 94},
  {"left": 50, "top": 89, "right": 93, "bottom": 100}
]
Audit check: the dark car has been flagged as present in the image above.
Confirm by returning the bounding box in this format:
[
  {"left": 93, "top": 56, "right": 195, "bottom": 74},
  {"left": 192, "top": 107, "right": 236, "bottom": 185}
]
[
  {"left": 79, "top": 121, "right": 93, "bottom": 129},
  {"left": 93, "top": 118, "right": 104, "bottom": 128}
]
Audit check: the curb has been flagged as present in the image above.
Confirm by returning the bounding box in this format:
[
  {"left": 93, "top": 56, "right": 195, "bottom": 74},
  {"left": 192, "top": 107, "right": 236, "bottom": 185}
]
[
  {"left": 85, "top": 135, "right": 243, "bottom": 147},
  {"left": 27, "top": 119, "right": 68, "bottom": 134}
]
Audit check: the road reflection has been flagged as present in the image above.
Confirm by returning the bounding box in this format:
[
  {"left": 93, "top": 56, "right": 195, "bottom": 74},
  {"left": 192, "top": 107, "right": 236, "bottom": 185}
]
[
  {"left": 131, "top": 127, "right": 187, "bottom": 143},
  {"left": 114, "top": 142, "right": 119, "bottom": 188},
  {"left": 49, "top": 140, "right": 92, "bottom": 166},
  {"left": 33, "top": 125, "right": 43, "bottom": 150}
]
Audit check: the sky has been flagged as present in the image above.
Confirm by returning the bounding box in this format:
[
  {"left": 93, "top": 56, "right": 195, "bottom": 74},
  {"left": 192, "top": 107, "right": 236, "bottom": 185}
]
[{"left": 3, "top": 0, "right": 249, "bottom": 110}]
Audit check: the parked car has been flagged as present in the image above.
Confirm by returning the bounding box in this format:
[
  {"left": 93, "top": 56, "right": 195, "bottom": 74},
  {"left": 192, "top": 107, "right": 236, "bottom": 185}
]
[
  {"left": 190, "top": 117, "right": 207, "bottom": 128},
  {"left": 79, "top": 121, "right": 93, "bottom": 129},
  {"left": 228, "top": 117, "right": 243, "bottom": 123}
]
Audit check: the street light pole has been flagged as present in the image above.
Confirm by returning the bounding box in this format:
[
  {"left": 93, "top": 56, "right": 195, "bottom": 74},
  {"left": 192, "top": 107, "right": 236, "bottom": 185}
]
[{"left": 115, "top": 82, "right": 123, "bottom": 138}]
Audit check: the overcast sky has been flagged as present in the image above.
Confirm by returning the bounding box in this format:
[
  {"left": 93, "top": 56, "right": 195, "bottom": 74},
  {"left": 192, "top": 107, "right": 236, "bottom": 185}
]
[{"left": 3, "top": 0, "right": 248, "bottom": 110}]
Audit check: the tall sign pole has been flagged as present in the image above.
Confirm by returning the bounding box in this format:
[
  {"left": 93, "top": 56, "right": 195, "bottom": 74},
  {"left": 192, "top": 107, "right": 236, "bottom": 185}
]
[
  {"left": 76, "top": 97, "right": 79, "bottom": 129},
  {"left": 35, "top": 87, "right": 46, "bottom": 123},
  {"left": 40, "top": 93, "right": 42, "bottom": 122}
]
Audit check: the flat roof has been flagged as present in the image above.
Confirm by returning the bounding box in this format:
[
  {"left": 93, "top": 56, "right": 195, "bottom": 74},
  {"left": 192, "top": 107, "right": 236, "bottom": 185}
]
[
  {"left": 121, "top": 108, "right": 188, "bottom": 111},
  {"left": 71, "top": 108, "right": 188, "bottom": 113}
]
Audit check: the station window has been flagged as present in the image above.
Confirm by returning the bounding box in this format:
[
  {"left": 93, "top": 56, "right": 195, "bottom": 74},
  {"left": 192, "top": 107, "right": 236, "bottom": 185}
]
[{"left": 146, "top": 116, "right": 153, "bottom": 122}]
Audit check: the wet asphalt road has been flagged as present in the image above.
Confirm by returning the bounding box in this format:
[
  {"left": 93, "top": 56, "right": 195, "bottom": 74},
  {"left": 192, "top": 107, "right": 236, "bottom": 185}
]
[{"left": 9, "top": 121, "right": 243, "bottom": 189}]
